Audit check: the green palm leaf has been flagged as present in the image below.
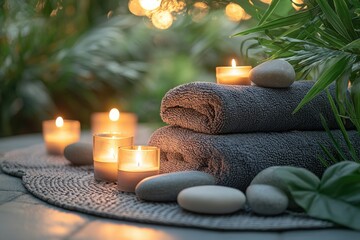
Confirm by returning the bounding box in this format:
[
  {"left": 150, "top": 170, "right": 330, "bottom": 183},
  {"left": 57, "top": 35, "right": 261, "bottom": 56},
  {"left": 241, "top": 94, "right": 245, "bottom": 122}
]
[
  {"left": 258, "top": 0, "right": 281, "bottom": 25},
  {"left": 293, "top": 55, "right": 352, "bottom": 113},
  {"left": 316, "top": 0, "right": 352, "bottom": 41},
  {"left": 232, "top": 9, "right": 314, "bottom": 37}
]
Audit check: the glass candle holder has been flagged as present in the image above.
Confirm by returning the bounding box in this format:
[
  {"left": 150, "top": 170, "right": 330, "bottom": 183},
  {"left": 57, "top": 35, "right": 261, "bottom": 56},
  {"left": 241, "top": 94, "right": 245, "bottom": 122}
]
[
  {"left": 42, "top": 117, "right": 80, "bottom": 155},
  {"left": 91, "top": 111, "right": 137, "bottom": 137},
  {"left": 117, "top": 146, "right": 160, "bottom": 192},
  {"left": 216, "top": 60, "right": 252, "bottom": 85},
  {"left": 93, "top": 133, "right": 133, "bottom": 182}
]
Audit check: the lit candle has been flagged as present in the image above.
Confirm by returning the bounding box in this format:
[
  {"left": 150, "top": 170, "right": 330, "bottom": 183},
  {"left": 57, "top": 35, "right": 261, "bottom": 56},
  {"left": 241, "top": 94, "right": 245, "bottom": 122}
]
[
  {"left": 42, "top": 117, "right": 80, "bottom": 155},
  {"left": 93, "top": 133, "right": 133, "bottom": 182},
  {"left": 117, "top": 146, "right": 160, "bottom": 192},
  {"left": 91, "top": 108, "right": 138, "bottom": 137},
  {"left": 216, "top": 59, "right": 252, "bottom": 85}
]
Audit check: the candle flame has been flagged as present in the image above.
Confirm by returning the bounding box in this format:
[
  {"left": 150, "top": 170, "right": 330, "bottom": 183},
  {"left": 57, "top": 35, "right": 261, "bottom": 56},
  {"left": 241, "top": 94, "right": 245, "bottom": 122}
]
[
  {"left": 55, "top": 117, "right": 64, "bottom": 128},
  {"left": 136, "top": 146, "right": 142, "bottom": 167},
  {"left": 231, "top": 59, "right": 237, "bottom": 67},
  {"left": 109, "top": 108, "right": 120, "bottom": 121}
]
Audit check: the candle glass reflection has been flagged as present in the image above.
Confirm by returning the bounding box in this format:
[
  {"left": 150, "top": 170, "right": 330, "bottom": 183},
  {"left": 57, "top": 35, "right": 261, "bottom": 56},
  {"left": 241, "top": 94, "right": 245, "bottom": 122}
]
[
  {"left": 118, "top": 146, "right": 160, "bottom": 192},
  {"left": 91, "top": 111, "right": 137, "bottom": 137},
  {"left": 216, "top": 60, "right": 252, "bottom": 85},
  {"left": 42, "top": 118, "right": 80, "bottom": 155},
  {"left": 93, "top": 133, "right": 133, "bottom": 182}
]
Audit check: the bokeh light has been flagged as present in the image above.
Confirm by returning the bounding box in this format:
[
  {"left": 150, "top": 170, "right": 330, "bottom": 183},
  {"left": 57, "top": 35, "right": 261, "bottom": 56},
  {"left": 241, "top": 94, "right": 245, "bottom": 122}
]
[
  {"left": 164, "top": 0, "right": 186, "bottom": 13},
  {"left": 292, "top": 0, "right": 305, "bottom": 11},
  {"left": 242, "top": 12, "right": 252, "bottom": 20},
  {"left": 260, "top": 0, "right": 272, "bottom": 4},
  {"left": 128, "top": 0, "right": 148, "bottom": 16},
  {"left": 151, "top": 10, "right": 173, "bottom": 29},
  {"left": 225, "top": 3, "right": 243, "bottom": 22},
  {"left": 139, "top": 0, "right": 162, "bottom": 11},
  {"left": 190, "top": 2, "right": 209, "bottom": 22}
]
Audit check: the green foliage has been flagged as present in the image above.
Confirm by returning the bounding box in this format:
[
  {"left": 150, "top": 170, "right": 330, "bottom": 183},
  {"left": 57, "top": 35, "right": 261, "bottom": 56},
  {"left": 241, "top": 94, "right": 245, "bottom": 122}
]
[
  {"left": 234, "top": 0, "right": 360, "bottom": 164},
  {"left": 274, "top": 162, "right": 360, "bottom": 230},
  {"left": 0, "top": 0, "right": 149, "bottom": 135},
  {"left": 0, "top": 0, "right": 250, "bottom": 136},
  {"left": 234, "top": 0, "right": 360, "bottom": 116}
]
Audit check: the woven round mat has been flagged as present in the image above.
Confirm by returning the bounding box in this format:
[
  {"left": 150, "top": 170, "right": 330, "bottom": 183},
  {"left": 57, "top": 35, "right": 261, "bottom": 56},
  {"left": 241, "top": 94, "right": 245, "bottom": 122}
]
[
  {"left": 1, "top": 145, "right": 334, "bottom": 230},
  {"left": 0, "top": 145, "right": 92, "bottom": 177}
]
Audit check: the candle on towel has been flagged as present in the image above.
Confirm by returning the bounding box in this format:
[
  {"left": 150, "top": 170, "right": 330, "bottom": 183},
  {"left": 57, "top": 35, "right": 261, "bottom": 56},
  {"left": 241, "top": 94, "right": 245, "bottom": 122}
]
[{"left": 216, "top": 59, "right": 252, "bottom": 85}]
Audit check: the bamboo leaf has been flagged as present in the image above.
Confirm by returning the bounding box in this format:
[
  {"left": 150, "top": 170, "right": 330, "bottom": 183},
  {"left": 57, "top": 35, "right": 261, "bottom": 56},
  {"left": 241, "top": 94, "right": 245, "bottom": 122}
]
[
  {"left": 326, "top": 90, "right": 360, "bottom": 162},
  {"left": 341, "top": 38, "right": 360, "bottom": 51},
  {"left": 320, "top": 114, "right": 348, "bottom": 161},
  {"left": 293, "top": 55, "right": 350, "bottom": 113},
  {"left": 317, "top": 28, "right": 348, "bottom": 48},
  {"left": 334, "top": 0, "right": 358, "bottom": 39},
  {"left": 232, "top": 9, "right": 313, "bottom": 37},
  {"left": 319, "top": 143, "right": 340, "bottom": 164},
  {"left": 258, "top": 0, "right": 281, "bottom": 25},
  {"left": 315, "top": 0, "right": 352, "bottom": 41}
]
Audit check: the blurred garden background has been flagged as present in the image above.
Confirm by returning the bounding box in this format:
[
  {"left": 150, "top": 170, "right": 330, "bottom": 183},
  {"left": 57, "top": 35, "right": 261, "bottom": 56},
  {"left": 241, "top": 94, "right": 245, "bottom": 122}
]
[{"left": 0, "top": 0, "right": 301, "bottom": 136}]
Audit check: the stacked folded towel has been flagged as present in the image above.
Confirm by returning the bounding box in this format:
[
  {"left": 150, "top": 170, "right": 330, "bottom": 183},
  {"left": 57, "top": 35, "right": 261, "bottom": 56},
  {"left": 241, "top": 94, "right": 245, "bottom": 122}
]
[{"left": 149, "top": 81, "right": 360, "bottom": 191}]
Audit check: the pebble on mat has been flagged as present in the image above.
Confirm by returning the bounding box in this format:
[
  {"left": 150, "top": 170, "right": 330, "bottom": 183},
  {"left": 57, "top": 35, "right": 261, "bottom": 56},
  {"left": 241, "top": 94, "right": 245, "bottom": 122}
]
[
  {"left": 246, "top": 184, "right": 289, "bottom": 215},
  {"left": 64, "top": 142, "right": 93, "bottom": 166},
  {"left": 177, "top": 185, "right": 246, "bottom": 214},
  {"left": 135, "top": 171, "right": 215, "bottom": 202}
]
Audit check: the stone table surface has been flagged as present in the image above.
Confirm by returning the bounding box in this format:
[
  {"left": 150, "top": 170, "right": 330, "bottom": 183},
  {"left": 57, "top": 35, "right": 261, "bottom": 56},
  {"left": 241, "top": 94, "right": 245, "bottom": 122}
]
[{"left": 0, "top": 126, "right": 359, "bottom": 240}]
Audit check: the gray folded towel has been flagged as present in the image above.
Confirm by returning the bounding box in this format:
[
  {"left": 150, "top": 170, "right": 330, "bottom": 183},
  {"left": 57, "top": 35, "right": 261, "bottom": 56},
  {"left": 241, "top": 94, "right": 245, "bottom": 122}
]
[
  {"left": 161, "top": 81, "right": 339, "bottom": 134},
  {"left": 148, "top": 126, "right": 360, "bottom": 191}
]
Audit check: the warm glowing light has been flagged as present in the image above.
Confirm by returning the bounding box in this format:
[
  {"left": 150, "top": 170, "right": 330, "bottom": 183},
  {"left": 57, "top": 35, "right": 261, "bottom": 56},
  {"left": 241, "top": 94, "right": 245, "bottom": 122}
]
[
  {"left": 231, "top": 59, "right": 237, "bottom": 67},
  {"left": 128, "top": 0, "right": 148, "bottom": 16},
  {"left": 139, "top": 0, "right": 162, "bottom": 11},
  {"left": 225, "top": 3, "right": 243, "bottom": 22},
  {"left": 191, "top": 2, "right": 209, "bottom": 22},
  {"left": 260, "top": 0, "right": 272, "bottom": 4},
  {"left": 151, "top": 10, "right": 173, "bottom": 30},
  {"left": 109, "top": 108, "right": 120, "bottom": 122},
  {"left": 292, "top": 0, "right": 305, "bottom": 11},
  {"left": 55, "top": 117, "right": 64, "bottom": 128},
  {"left": 242, "top": 13, "right": 252, "bottom": 20},
  {"left": 136, "top": 146, "right": 142, "bottom": 167},
  {"left": 166, "top": 0, "right": 186, "bottom": 13},
  {"left": 225, "top": 3, "right": 251, "bottom": 22},
  {"left": 110, "top": 148, "right": 116, "bottom": 159}
]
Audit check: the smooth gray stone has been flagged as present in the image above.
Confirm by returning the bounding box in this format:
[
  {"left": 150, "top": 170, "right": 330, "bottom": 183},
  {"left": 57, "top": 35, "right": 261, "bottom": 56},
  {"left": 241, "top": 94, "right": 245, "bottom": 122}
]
[
  {"left": 246, "top": 184, "right": 289, "bottom": 215},
  {"left": 251, "top": 166, "right": 299, "bottom": 210},
  {"left": 251, "top": 166, "right": 288, "bottom": 192},
  {"left": 64, "top": 142, "right": 93, "bottom": 166},
  {"left": 177, "top": 185, "right": 246, "bottom": 214},
  {"left": 250, "top": 60, "right": 295, "bottom": 88},
  {"left": 135, "top": 171, "right": 215, "bottom": 202}
]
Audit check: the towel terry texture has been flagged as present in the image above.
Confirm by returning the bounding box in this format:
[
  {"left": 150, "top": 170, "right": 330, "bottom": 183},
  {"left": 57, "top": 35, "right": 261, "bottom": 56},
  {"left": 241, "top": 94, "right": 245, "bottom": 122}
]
[
  {"left": 148, "top": 126, "right": 360, "bottom": 191},
  {"left": 160, "top": 81, "right": 340, "bottom": 134}
]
